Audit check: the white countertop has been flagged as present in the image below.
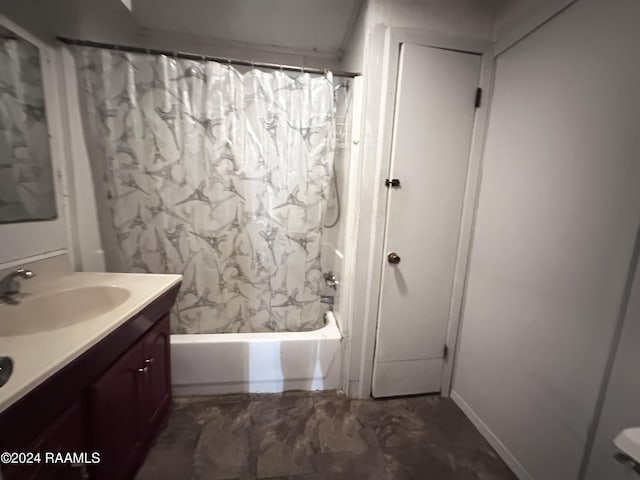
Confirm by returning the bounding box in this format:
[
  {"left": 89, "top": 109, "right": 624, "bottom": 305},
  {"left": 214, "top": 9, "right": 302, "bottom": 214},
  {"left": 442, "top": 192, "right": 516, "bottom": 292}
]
[{"left": 0, "top": 271, "right": 181, "bottom": 414}]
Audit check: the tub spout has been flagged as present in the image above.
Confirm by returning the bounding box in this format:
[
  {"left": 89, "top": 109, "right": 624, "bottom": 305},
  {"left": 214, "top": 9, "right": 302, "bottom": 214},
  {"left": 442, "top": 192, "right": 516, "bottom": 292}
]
[{"left": 320, "top": 295, "right": 334, "bottom": 305}]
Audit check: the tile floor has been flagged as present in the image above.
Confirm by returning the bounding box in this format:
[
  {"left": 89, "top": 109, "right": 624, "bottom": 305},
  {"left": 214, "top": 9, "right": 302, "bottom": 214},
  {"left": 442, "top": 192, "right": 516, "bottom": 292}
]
[{"left": 136, "top": 391, "right": 516, "bottom": 480}]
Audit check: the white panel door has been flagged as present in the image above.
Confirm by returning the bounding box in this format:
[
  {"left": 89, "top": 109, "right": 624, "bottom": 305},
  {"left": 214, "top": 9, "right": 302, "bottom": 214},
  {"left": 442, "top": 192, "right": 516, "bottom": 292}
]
[{"left": 372, "top": 43, "right": 481, "bottom": 398}]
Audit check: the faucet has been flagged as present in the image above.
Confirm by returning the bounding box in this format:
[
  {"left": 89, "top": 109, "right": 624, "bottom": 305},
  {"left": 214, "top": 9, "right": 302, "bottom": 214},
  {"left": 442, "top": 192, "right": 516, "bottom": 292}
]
[
  {"left": 0, "top": 269, "right": 35, "bottom": 305},
  {"left": 323, "top": 271, "right": 339, "bottom": 290},
  {"left": 0, "top": 356, "right": 13, "bottom": 388}
]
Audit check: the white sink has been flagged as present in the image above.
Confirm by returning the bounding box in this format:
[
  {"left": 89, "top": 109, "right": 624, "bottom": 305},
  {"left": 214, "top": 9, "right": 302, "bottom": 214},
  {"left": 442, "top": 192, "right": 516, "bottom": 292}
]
[
  {"left": 0, "top": 286, "right": 131, "bottom": 337},
  {"left": 615, "top": 427, "right": 640, "bottom": 463}
]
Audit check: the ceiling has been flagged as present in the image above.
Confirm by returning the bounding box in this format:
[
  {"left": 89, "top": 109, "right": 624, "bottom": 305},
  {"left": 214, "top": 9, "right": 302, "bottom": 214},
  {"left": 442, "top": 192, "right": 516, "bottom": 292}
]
[{"left": 131, "top": 0, "right": 363, "bottom": 55}]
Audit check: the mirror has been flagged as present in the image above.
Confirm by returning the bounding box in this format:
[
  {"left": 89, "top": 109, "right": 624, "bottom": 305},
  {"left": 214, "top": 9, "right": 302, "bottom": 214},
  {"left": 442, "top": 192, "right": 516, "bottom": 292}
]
[{"left": 0, "top": 24, "right": 56, "bottom": 223}]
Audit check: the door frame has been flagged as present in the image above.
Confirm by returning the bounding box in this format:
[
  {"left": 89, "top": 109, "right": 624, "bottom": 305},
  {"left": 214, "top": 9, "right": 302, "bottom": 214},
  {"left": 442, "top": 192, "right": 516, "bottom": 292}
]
[{"left": 345, "top": 28, "right": 495, "bottom": 399}]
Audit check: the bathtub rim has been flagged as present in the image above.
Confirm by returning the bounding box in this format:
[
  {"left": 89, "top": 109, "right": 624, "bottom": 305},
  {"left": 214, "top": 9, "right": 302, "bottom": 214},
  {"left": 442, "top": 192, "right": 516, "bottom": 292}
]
[{"left": 170, "top": 310, "right": 340, "bottom": 343}]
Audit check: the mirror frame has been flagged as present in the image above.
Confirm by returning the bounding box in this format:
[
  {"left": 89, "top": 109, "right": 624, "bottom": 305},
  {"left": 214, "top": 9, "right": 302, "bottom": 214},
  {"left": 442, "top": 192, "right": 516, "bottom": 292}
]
[{"left": 0, "top": 13, "right": 70, "bottom": 267}]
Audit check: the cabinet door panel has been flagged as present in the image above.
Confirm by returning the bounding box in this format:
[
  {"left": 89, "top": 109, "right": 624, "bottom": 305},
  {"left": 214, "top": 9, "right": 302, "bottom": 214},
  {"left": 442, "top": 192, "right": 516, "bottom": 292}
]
[
  {"left": 3, "top": 400, "right": 89, "bottom": 480},
  {"left": 143, "top": 315, "right": 171, "bottom": 433},
  {"left": 90, "top": 342, "right": 145, "bottom": 480}
]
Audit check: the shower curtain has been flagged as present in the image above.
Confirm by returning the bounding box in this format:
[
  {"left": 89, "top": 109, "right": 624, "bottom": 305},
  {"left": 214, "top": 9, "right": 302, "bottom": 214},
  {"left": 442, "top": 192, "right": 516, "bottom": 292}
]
[{"left": 74, "top": 47, "right": 335, "bottom": 334}]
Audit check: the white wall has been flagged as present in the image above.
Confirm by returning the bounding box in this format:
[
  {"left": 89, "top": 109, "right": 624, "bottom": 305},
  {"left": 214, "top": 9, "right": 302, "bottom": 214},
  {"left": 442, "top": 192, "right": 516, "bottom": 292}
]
[
  {"left": 585, "top": 233, "right": 640, "bottom": 479},
  {"left": 452, "top": 0, "right": 640, "bottom": 479},
  {"left": 319, "top": 75, "right": 357, "bottom": 331},
  {"left": 492, "top": 0, "right": 568, "bottom": 40},
  {"left": 340, "top": 0, "right": 367, "bottom": 74},
  {"left": 132, "top": 0, "right": 360, "bottom": 55},
  {"left": 0, "top": 0, "right": 355, "bottom": 71},
  {"left": 138, "top": 29, "right": 344, "bottom": 72},
  {"left": 380, "top": 0, "right": 496, "bottom": 41},
  {"left": 492, "top": 0, "right": 576, "bottom": 55},
  {"left": 0, "top": 0, "right": 139, "bottom": 45}
]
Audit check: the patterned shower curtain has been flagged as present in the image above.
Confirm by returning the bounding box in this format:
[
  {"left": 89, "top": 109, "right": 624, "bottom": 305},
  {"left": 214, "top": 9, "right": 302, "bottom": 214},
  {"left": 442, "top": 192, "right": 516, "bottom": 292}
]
[{"left": 74, "top": 47, "right": 335, "bottom": 334}]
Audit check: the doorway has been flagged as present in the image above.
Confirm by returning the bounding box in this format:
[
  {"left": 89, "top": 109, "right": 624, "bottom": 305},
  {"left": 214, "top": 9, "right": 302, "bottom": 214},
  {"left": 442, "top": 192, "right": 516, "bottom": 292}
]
[{"left": 372, "top": 43, "right": 481, "bottom": 398}]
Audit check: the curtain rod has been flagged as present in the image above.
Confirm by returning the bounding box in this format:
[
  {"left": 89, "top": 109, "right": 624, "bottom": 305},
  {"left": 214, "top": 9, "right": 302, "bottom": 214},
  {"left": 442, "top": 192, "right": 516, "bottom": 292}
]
[{"left": 57, "top": 36, "right": 361, "bottom": 78}]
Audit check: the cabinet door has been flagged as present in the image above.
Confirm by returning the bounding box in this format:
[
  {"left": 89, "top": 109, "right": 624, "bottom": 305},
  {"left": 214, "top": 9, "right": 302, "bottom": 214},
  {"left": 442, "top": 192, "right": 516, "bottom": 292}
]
[
  {"left": 90, "top": 341, "right": 145, "bottom": 480},
  {"left": 3, "top": 400, "right": 89, "bottom": 480},
  {"left": 142, "top": 315, "right": 171, "bottom": 435}
]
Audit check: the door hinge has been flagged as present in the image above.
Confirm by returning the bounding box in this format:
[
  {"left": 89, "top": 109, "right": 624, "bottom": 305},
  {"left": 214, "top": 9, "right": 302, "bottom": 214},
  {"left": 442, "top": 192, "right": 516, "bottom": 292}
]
[
  {"left": 385, "top": 178, "right": 401, "bottom": 188},
  {"left": 443, "top": 344, "right": 449, "bottom": 360},
  {"left": 474, "top": 87, "right": 483, "bottom": 108}
]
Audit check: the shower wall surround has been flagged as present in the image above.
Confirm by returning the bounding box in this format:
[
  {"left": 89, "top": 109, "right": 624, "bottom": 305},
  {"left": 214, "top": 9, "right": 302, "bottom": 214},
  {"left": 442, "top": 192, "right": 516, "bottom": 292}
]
[{"left": 74, "top": 47, "right": 337, "bottom": 334}]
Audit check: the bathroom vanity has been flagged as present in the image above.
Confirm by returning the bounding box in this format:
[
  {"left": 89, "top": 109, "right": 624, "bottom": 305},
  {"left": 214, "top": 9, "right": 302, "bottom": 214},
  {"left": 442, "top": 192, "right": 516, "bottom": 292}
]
[{"left": 0, "top": 268, "right": 181, "bottom": 480}]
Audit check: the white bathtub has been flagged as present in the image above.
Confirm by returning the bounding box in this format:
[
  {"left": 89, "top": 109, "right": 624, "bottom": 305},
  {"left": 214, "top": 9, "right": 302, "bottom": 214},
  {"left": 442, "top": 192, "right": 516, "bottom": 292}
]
[{"left": 170, "top": 311, "right": 343, "bottom": 395}]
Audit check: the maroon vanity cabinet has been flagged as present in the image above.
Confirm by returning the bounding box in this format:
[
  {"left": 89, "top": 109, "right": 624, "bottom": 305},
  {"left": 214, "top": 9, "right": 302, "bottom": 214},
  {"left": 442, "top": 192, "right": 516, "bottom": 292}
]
[
  {"left": 0, "top": 285, "right": 179, "bottom": 480},
  {"left": 141, "top": 315, "right": 172, "bottom": 439},
  {"left": 90, "top": 337, "right": 146, "bottom": 480},
  {"left": 90, "top": 315, "right": 172, "bottom": 480},
  {"left": 1, "top": 399, "right": 89, "bottom": 480}
]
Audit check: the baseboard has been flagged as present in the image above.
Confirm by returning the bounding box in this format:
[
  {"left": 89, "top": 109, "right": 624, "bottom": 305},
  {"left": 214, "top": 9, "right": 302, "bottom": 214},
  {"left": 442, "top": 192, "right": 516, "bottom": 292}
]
[{"left": 451, "top": 390, "right": 534, "bottom": 480}]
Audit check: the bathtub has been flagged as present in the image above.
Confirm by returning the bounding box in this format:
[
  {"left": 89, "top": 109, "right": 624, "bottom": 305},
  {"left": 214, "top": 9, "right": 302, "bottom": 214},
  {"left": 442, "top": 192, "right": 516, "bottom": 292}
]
[{"left": 170, "top": 311, "right": 343, "bottom": 395}]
